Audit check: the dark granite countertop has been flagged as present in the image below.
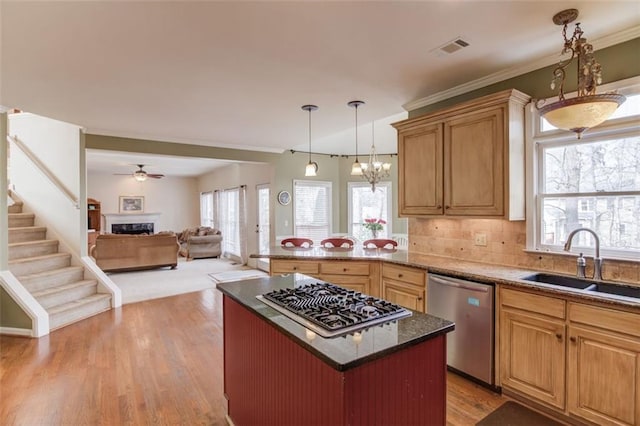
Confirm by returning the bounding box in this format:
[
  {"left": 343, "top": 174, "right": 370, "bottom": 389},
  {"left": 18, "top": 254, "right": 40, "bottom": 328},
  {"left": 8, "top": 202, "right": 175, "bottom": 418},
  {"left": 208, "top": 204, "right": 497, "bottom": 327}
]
[
  {"left": 216, "top": 274, "right": 455, "bottom": 372},
  {"left": 251, "top": 246, "right": 640, "bottom": 310}
]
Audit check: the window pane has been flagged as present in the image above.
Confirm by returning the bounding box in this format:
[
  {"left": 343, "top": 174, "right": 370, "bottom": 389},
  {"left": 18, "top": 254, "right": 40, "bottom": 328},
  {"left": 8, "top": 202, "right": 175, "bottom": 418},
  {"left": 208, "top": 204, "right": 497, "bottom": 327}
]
[
  {"left": 542, "top": 195, "right": 640, "bottom": 251},
  {"left": 294, "top": 180, "right": 331, "bottom": 243},
  {"left": 257, "top": 186, "right": 270, "bottom": 253},
  {"left": 543, "top": 137, "right": 640, "bottom": 193},
  {"left": 200, "top": 192, "right": 213, "bottom": 227},
  {"left": 350, "top": 185, "right": 389, "bottom": 241}
]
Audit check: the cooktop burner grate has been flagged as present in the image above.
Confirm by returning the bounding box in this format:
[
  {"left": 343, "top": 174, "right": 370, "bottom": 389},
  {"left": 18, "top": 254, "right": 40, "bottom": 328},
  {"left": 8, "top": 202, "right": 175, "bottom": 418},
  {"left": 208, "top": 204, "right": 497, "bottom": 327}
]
[{"left": 257, "top": 281, "right": 412, "bottom": 338}]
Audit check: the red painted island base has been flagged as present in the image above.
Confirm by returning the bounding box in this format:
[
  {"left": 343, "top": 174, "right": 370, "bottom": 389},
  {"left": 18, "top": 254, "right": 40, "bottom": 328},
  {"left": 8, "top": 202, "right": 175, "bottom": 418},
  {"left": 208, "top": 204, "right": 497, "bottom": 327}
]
[{"left": 223, "top": 296, "right": 447, "bottom": 426}]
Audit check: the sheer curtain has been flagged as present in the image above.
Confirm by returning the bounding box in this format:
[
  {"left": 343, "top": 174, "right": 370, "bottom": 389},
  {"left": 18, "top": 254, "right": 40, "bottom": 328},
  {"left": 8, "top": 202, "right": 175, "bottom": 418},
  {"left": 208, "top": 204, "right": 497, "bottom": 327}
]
[
  {"left": 238, "top": 185, "right": 248, "bottom": 264},
  {"left": 216, "top": 186, "right": 248, "bottom": 264}
]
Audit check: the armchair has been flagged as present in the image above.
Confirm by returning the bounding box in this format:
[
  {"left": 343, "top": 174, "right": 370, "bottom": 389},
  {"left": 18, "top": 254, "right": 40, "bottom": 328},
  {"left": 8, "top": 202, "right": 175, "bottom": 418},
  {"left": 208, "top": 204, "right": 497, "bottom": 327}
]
[{"left": 178, "top": 227, "right": 223, "bottom": 260}]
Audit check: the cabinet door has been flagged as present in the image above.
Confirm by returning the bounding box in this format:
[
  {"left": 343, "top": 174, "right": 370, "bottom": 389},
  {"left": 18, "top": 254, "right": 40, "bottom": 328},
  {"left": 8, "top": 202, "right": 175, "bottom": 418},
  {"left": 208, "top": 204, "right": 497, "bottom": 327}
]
[
  {"left": 398, "top": 123, "right": 443, "bottom": 216},
  {"left": 444, "top": 108, "right": 504, "bottom": 216},
  {"left": 382, "top": 279, "right": 425, "bottom": 312},
  {"left": 568, "top": 325, "right": 640, "bottom": 426},
  {"left": 500, "top": 308, "right": 565, "bottom": 410}
]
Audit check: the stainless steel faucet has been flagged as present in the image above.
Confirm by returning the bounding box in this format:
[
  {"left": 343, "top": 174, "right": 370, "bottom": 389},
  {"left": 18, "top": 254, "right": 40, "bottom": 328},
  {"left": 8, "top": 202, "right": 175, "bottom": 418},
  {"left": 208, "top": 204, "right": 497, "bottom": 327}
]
[{"left": 563, "top": 227, "right": 602, "bottom": 280}]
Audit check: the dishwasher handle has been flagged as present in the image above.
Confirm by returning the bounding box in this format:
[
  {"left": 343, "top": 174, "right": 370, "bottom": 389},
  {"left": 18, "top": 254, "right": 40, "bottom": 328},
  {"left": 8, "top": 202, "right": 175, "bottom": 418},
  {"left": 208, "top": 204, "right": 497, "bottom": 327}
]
[{"left": 429, "top": 275, "right": 490, "bottom": 293}]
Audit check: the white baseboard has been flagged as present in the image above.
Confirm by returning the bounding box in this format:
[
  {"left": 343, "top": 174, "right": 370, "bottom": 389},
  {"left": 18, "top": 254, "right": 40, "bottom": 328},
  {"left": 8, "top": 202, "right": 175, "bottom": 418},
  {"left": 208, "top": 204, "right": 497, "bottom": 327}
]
[{"left": 0, "top": 326, "right": 32, "bottom": 337}]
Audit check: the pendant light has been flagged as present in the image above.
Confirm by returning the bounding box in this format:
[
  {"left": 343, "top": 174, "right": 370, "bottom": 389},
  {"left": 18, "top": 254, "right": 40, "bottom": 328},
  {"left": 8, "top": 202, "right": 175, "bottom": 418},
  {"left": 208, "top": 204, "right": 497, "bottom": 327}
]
[
  {"left": 536, "top": 9, "right": 625, "bottom": 138},
  {"left": 348, "top": 100, "right": 365, "bottom": 176},
  {"left": 361, "top": 121, "right": 391, "bottom": 192},
  {"left": 302, "top": 104, "right": 318, "bottom": 177}
]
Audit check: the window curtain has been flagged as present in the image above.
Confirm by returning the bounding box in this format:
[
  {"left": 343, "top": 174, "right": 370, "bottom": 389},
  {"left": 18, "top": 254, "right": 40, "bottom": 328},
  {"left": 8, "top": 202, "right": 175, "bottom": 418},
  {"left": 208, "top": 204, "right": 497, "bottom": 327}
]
[
  {"left": 238, "top": 185, "right": 248, "bottom": 264},
  {"left": 213, "top": 190, "right": 220, "bottom": 230}
]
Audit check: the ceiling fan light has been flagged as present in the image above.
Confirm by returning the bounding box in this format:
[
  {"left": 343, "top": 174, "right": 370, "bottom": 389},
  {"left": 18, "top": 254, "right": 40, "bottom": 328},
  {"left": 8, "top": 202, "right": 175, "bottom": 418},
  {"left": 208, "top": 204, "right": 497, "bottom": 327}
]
[{"left": 133, "top": 171, "right": 148, "bottom": 182}]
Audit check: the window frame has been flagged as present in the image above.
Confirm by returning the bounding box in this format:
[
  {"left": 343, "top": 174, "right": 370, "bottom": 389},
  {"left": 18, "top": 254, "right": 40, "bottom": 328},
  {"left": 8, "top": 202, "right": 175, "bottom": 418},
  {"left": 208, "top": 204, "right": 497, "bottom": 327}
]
[
  {"left": 347, "top": 181, "right": 393, "bottom": 239},
  {"left": 525, "top": 76, "right": 640, "bottom": 260}
]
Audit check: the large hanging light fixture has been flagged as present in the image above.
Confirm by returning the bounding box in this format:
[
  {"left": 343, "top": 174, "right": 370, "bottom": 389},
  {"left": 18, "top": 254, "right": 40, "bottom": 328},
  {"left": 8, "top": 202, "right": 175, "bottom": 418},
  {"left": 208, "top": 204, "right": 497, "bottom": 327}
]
[
  {"left": 361, "top": 121, "right": 391, "bottom": 192},
  {"left": 537, "top": 9, "right": 625, "bottom": 139},
  {"left": 348, "top": 100, "right": 365, "bottom": 176},
  {"left": 302, "top": 104, "right": 318, "bottom": 177}
]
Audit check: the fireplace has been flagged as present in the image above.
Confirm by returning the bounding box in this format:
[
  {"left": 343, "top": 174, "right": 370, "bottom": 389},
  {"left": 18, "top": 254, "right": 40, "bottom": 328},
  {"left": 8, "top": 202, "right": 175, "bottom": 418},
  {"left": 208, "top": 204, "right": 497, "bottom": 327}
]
[
  {"left": 112, "top": 223, "right": 154, "bottom": 235},
  {"left": 102, "top": 213, "right": 161, "bottom": 235}
]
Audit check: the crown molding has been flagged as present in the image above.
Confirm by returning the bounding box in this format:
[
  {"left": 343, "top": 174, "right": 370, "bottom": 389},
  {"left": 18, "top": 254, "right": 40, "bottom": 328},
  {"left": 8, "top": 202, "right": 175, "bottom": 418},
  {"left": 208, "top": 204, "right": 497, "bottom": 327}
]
[{"left": 403, "top": 26, "right": 640, "bottom": 112}]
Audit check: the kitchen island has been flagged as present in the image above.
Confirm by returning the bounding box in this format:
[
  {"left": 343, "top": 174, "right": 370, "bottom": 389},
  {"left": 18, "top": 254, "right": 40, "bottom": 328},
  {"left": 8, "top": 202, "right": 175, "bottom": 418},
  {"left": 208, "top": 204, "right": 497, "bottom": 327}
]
[{"left": 216, "top": 274, "right": 454, "bottom": 426}]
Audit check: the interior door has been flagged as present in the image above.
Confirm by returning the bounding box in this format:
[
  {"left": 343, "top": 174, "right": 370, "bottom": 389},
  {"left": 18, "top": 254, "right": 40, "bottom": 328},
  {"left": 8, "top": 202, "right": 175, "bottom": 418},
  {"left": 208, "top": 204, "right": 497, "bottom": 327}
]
[{"left": 256, "top": 184, "right": 270, "bottom": 254}]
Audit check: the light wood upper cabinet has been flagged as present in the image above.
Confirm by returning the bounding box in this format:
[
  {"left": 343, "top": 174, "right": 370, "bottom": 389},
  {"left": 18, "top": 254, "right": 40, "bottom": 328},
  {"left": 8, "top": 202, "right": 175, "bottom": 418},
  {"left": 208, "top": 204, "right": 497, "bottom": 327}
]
[{"left": 393, "top": 89, "right": 530, "bottom": 220}]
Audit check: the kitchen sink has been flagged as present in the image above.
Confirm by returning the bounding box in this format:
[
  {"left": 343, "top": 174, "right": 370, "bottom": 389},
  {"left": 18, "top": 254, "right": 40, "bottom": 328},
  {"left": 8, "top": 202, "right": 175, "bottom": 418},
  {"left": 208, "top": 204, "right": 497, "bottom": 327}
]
[
  {"left": 522, "top": 273, "right": 640, "bottom": 300},
  {"left": 585, "top": 283, "right": 640, "bottom": 298},
  {"left": 521, "top": 273, "right": 596, "bottom": 290}
]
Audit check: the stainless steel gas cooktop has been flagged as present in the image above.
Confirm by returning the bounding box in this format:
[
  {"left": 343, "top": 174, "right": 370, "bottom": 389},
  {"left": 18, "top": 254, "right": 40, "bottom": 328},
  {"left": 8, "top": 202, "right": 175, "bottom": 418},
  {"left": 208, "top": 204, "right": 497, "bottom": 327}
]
[{"left": 257, "top": 281, "right": 412, "bottom": 338}]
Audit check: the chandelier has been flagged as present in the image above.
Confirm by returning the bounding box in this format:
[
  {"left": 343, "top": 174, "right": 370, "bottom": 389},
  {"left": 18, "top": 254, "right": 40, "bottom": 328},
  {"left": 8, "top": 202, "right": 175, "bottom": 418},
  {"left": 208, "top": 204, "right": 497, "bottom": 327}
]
[
  {"left": 537, "top": 9, "right": 625, "bottom": 139},
  {"left": 348, "top": 101, "right": 391, "bottom": 191}
]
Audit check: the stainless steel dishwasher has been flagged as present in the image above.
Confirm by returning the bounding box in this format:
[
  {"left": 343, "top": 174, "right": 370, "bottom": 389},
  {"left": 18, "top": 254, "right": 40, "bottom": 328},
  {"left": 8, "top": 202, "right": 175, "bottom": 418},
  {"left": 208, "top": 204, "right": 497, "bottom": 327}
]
[{"left": 427, "top": 274, "right": 495, "bottom": 386}]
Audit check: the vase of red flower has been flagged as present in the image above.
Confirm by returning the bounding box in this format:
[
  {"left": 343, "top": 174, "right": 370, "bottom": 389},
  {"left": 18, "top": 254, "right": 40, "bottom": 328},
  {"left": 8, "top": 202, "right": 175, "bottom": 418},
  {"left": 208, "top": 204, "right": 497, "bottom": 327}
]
[{"left": 363, "top": 218, "right": 386, "bottom": 239}]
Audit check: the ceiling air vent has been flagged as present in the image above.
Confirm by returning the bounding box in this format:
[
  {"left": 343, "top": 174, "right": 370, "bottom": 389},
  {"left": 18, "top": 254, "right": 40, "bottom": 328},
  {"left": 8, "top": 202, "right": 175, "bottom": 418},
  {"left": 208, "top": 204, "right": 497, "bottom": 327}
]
[{"left": 438, "top": 37, "right": 470, "bottom": 55}]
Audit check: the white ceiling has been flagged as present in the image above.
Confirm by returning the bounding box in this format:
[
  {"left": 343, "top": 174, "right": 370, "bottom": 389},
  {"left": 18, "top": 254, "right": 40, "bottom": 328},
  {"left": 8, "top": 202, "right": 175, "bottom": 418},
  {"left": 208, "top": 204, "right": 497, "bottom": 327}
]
[{"left": 2, "top": 1, "right": 640, "bottom": 176}]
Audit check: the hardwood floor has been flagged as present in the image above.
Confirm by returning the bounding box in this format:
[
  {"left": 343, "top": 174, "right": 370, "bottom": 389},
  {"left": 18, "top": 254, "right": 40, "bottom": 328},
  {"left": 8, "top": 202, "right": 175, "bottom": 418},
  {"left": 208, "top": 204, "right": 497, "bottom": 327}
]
[{"left": 1, "top": 288, "right": 506, "bottom": 425}]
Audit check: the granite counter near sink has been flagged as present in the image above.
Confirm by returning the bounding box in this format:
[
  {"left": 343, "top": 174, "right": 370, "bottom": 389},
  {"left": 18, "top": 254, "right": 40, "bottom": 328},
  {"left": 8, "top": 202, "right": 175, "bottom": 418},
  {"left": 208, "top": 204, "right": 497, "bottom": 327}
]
[{"left": 251, "top": 246, "right": 640, "bottom": 310}]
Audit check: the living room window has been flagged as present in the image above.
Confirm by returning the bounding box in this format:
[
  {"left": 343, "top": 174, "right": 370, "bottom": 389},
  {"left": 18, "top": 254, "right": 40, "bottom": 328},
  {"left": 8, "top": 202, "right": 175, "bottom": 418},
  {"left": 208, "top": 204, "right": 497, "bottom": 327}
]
[
  {"left": 200, "top": 191, "right": 213, "bottom": 227},
  {"left": 348, "top": 181, "right": 392, "bottom": 241},
  {"left": 526, "top": 77, "right": 640, "bottom": 260},
  {"left": 293, "top": 180, "right": 332, "bottom": 243}
]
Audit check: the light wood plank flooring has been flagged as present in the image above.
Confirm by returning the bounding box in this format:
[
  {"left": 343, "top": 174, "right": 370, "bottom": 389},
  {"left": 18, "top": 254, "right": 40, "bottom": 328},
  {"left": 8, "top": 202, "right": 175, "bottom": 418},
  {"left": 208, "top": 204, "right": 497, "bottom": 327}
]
[{"left": 1, "top": 288, "right": 505, "bottom": 425}]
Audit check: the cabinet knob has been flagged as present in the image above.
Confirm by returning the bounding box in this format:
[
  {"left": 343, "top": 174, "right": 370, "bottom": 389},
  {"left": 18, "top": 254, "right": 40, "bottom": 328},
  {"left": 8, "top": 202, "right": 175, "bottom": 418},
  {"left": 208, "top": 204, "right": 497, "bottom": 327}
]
[
  {"left": 445, "top": 205, "right": 450, "bottom": 209},
  {"left": 417, "top": 297, "right": 423, "bottom": 301},
  {"left": 293, "top": 267, "right": 297, "bottom": 271},
  {"left": 398, "top": 274, "right": 403, "bottom": 278},
  {"left": 555, "top": 333, "right": 563, "bottom": 341},
  {"left": 343, "top": 268, "right": 347, "bottom": 272},
  {"left": 570, "top": 336, "right": 577, "bottom": 343},
  {"left": 436, "top": 205, "right": 442, "bottom": 209}
]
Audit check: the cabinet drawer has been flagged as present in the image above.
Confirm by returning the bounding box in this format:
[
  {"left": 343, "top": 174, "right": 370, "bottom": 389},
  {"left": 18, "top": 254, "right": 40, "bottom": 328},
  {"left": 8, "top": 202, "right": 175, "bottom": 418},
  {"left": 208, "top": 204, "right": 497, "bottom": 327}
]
[
  {"left": 382, "top": 264, "right": 425, "bottom": 287},
  {"left": 500, "top": 287, "right": 565, "bottom": 319},
  {"left": 569, "top": 302, "right": 640, "bottom": 338},
  {"left": 320, "top": 274, "right": 370, "bottom": 294},
  {"left": 270, "top": 260, "right": 319, "bottom": 275},
  {"left": 320, "top": 262, "right": 370, "bottom": 276}
]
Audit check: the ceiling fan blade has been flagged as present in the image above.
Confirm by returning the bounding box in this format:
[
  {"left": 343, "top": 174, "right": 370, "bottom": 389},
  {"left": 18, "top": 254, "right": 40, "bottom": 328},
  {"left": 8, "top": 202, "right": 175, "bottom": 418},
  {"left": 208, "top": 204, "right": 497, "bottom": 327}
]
[
  {"left": 113, "top": 173, "right": 134, "bottom": 176},
  {"left": 147, "top": 174, "right": 165, "bottom": 179}
]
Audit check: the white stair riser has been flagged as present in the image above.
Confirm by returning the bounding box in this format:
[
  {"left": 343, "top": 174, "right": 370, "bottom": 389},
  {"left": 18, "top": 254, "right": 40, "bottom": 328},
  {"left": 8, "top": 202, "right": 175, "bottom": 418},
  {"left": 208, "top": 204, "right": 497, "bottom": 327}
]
[
  {"left": 37, "top": 283, "right": 98, "bottom": 309},
  {"left": 8, "top": 203, "right": 23, "bottom": 214},
  {"left": 8, "top": 228, "right": 47, "bottom": 244},
  {"left": 49, "top": 296, "right": 111, "bottom": 330},
  {"left": 21, "top": 268, "right": 85, "bottom": 293},
  {"left": 9, "top": 254, "right": 71, "bottom": 276},
  {"left": 8, "top": 241, "right": 59, "bottom": 260},
  {"left": 8, "top": 214, "right": 35, "bottom": 228}
]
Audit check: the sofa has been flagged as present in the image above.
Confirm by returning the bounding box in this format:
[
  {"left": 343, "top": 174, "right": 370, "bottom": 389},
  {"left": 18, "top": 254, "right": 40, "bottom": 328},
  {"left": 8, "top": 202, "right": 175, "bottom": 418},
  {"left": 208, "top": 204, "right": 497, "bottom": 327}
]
[
  {"left": 177, "top": 227, "right": 223, "bottom": 260},
  {"left": 90, "top": 232, "right": 180, "bottom": 272}
]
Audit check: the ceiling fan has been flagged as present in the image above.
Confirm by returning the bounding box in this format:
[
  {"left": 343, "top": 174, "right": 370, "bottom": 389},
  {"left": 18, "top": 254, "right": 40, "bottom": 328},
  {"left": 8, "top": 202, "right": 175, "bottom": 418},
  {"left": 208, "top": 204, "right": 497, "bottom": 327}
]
[{"left": 115, "top": 164, "right": 165, "bottom": 182}]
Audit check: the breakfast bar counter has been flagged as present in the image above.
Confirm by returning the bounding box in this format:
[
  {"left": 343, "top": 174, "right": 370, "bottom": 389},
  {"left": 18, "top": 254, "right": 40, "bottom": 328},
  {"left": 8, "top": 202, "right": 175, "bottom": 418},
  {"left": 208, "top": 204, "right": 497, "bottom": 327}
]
[{"left": 216, "top": 274, "right": 454, "bottom": 426}]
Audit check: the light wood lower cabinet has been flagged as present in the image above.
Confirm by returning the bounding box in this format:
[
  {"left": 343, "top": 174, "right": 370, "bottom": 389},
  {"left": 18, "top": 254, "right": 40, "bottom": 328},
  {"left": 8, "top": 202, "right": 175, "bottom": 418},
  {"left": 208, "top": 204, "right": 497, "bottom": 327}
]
[
  {"left": 500, "top": 308, "right": 566, "bottom": 410},
  {"left": 567, "top": 303, "right": 640, "bottom": 426},
  {"left": 381, "top": 263, "right": 426, "bottom": 312},
  {"left": 269, "top": 259, "right": 378, "bottom": 296},
  {"left": 499, "top": 286, "right": 640, "bottom": 425}
]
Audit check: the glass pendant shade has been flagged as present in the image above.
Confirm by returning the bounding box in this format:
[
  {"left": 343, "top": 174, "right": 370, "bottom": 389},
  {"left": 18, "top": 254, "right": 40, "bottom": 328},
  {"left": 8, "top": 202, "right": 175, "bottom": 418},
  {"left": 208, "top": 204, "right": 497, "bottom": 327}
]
[
  {"left": 133, "top": 171, "right": 147, "bottom": 182},
  {"left": 305, "top": 161, "right": 318, "bottom": 177},
  {"left": 351, "top": 160, "right": 363, "bottom": 176},
  {"left": 539, "top": 94, "right": 626, "bottom": 137}
]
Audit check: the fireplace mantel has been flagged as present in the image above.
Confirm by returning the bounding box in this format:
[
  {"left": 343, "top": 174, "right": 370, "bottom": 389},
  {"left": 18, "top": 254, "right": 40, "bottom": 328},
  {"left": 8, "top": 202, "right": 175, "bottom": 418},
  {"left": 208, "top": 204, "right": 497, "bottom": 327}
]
[{"left": 102, "top": 212, "right": 161, "bottom": 234}]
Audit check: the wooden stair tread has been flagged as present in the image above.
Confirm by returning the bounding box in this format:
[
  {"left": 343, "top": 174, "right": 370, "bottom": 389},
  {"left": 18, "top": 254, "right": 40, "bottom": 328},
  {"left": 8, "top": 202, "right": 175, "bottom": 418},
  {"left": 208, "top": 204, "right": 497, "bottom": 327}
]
[
  {"left": 8, "top": 252, "right": 70, "bottom": 265},
  {"left": 16, "top": 265, "right": 83, "bottom": 280},
  {"left": 47, "top": 293, "right": 111, "bottom": 315},
  {"left": 32, "top": 280, "right": 97, "bottom": 298},
  {"left": 8, "top": 212, "right": 34, "bottom": 217},
  {"left": 8, "top": 225, "right": 46, "bottom": 231}
]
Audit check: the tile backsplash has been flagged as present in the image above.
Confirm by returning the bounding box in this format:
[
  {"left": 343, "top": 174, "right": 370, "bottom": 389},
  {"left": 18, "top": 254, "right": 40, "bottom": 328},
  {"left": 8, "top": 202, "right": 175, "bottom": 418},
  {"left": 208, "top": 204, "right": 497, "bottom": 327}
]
[{"left": 409, "top": 218, "right": 640, "bottom": 286}]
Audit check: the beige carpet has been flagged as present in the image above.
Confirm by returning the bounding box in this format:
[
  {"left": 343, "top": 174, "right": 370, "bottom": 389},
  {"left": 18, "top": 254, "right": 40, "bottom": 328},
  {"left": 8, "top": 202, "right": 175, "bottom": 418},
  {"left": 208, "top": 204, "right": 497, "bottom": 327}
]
[{"left": 106, "top": 257, "right": 257, "bottom": 304}]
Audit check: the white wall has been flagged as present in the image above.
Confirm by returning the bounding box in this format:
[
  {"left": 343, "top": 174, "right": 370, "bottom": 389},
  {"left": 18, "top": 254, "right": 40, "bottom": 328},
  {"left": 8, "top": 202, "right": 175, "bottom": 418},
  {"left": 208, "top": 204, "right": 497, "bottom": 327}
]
[
  {"left": 87, "top": 172, "right": 199, "bottom": 233},
  {"left": 198, "top": 162, "right": 273, "bottom": 267},
  {"left": 9, "top": 113, "right": 83, "bottom": 253}
]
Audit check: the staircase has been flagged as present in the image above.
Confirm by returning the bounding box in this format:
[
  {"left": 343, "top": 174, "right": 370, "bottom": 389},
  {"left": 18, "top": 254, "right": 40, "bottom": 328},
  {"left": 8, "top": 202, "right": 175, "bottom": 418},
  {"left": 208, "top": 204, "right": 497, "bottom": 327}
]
[{"left": 7, "top": 194, "right": 111, "bottom": 331}]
